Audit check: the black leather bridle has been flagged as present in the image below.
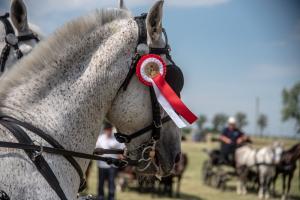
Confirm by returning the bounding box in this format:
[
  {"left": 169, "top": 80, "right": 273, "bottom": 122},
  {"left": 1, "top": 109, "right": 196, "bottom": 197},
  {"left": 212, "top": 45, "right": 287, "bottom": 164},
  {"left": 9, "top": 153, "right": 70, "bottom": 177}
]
[
  {"left": 114, "top": 13, "right": 183, "bottom": 145},
  {"left": 0, "top": 12, "right": 40, "bottom": 73},
  {"left": 0, "top": 13, "right": 183, "bottom": 200}
]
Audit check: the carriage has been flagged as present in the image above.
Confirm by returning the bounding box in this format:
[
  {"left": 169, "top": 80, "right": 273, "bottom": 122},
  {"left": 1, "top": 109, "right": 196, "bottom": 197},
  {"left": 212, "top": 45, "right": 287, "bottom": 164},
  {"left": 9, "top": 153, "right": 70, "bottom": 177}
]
[
  {"left": 201, "top": 148, "right": 238, "bottom": 190},
  {"left": 201, "top": 139, "right": 259, "bottom": 191}
]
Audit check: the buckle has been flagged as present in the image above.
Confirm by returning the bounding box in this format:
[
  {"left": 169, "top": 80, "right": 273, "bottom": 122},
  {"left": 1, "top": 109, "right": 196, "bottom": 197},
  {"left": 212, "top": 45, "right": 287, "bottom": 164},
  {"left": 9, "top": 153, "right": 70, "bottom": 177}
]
[
  {"left": 114, "top": 133, "right": 131, "bottom": 143},
  {"left": 31, "top": 140, "right": 43, "bottom": 161},
  {"left": 153, "top": 120, "right": 162, "bottom": 128},
  {"left": 5, "top": 33, "right": 18, "bottom": 46}
]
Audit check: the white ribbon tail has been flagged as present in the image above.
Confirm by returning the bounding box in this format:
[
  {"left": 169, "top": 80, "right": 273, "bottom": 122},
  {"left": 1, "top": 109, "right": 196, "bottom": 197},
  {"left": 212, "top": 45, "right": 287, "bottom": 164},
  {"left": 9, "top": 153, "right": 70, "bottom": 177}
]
[{"left": 150, "top": 79, "right": 187, "bottom": 128}]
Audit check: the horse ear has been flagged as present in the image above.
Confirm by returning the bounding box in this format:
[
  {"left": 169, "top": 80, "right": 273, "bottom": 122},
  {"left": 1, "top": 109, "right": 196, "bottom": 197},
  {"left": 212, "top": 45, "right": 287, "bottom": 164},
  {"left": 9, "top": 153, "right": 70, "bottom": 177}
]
[
  {"left": 146, "top": 0, "right": 164, "bottom": 45},
  {"left": 119, "top": 0, "right": 127, "bottom": 10},
  {"left": 10, "top": 0, "right": 29, "bottom": 33}
]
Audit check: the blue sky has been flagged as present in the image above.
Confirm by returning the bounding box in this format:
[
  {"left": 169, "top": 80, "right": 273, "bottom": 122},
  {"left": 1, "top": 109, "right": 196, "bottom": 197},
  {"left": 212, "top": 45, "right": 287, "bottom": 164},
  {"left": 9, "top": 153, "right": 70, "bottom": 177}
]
[{"left": 1, "top": 0, "right": 300, "bottom": 137}]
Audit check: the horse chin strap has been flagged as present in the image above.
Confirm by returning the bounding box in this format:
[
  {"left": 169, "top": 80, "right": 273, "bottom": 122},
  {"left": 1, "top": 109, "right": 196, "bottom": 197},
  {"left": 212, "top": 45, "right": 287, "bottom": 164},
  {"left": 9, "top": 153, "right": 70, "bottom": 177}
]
[{"left": 0, "top": 13, "right": 40, "bottom": 73}]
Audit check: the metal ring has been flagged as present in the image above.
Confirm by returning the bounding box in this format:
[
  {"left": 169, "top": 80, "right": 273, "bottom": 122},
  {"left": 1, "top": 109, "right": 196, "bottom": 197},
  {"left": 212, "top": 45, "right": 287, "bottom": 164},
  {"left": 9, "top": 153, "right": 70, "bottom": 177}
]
[
  {"left": 31, "top": 140, "right": 43, "bottom": 161},
  {"left": 5, "top": 33, "right": 18, "bottom": 46}
]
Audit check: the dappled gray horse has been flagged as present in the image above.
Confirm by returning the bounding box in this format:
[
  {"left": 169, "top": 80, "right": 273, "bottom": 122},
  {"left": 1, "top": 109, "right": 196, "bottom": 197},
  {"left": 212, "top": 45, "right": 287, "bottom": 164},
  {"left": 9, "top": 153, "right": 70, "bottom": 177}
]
[
  {"left": 0, "top": 1, "right": 182, "bottom": 200},
  {"left": 0, "top": 0, "right": 41, "bottom": 76},
  {"left": 235, "top": 142, "right": 283, "bottom": 199}
]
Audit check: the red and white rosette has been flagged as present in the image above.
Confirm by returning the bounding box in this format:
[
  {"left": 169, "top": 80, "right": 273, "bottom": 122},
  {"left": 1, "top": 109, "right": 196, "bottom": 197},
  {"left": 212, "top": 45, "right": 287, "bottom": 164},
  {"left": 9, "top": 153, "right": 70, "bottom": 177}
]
[{"left": 136, "top": 54, "right": 198, "bottom": 128}]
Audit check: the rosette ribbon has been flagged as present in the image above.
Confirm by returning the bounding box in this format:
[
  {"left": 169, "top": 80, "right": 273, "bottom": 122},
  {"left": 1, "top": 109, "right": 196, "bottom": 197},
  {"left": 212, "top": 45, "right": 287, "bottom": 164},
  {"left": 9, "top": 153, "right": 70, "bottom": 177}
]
[{"left": 136, "top": 54, "right": 198, "bottom": 128}]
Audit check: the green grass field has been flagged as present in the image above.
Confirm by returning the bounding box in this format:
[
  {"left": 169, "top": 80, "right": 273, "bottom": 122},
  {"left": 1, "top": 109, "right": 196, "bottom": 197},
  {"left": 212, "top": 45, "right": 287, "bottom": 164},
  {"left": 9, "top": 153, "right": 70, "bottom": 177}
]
[{"left": 85, "top": 137, "right": 300, "bottom": 200}]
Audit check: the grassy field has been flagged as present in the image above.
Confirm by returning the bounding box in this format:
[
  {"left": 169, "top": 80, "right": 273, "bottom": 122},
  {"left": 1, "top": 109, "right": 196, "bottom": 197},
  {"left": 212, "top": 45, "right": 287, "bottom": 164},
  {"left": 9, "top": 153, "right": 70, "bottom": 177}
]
[{"left": 85, "top": 137, "right": 300, "bottom": 200}]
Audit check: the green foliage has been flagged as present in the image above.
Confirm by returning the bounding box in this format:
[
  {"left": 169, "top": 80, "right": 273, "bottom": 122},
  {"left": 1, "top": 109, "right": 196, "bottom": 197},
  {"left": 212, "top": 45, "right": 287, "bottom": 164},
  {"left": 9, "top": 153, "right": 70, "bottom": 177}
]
[
  {"left": 257, "top": 114, "right": 268, "bottom": 135},
  {"left": 235, "top": 112, "right": 248, "bottom": 129},
  {"left": 282, "top": 82, "right": 300, "bottom": 134},
  {"left": 196, "top": 115, "right": 207, "bottom": 131},
  {"left": 212, "top": 113, "right": 228, "bottom": 132}
]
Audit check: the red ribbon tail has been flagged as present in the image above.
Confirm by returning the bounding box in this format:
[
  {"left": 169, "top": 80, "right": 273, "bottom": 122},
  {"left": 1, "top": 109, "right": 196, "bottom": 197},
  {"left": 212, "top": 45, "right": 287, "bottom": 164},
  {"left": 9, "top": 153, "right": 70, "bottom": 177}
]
[{"left": 152, "top": 74, "right": 198, "bottom": 124}]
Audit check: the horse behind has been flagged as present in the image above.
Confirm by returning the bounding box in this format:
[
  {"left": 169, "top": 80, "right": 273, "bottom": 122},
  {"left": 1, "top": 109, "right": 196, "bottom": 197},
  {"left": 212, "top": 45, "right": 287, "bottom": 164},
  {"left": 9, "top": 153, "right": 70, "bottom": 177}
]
[
  {"left": 235, "top": 142, "right": 283, "bottom": 199},
  {"left": 158, "top": 152, "right": 188, "bottom": 197},
  {"left": 0, "top": 0, "right": 42, "bottom": 76},
  {"left": 273, "top": 143, "right": 300, "bottom": 200}
]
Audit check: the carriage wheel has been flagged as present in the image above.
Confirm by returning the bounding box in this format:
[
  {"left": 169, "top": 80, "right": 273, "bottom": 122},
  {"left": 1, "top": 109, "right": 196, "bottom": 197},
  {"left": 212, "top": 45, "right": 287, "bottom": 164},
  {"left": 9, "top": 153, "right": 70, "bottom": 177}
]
[
  {"left": 211, "top": 172, "right": 223, "bottom": 189},
  {"left": 202, "top": 160, "right": 212, "bottom": 185}
]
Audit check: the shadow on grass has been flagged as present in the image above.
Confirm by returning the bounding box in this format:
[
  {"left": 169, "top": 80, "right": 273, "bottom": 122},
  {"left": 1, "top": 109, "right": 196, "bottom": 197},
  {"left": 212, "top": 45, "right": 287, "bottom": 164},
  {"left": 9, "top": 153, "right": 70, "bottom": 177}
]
[
  {"left": 124, "top": 186, "right": 203, "bottom": 200},
  {"left": 178, "top": 192, "right": 204, "bottom": 200},
  {"left": 219, "top": 185, "right": 300, "bottom": 200}
]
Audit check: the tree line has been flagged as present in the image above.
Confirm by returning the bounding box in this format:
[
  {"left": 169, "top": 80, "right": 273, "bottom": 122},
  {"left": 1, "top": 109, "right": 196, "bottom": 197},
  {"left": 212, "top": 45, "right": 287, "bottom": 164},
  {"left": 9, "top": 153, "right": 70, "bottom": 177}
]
[
  {"left": 196, "top": 112, "right": 267, "bottom": 135},
  {"left": 188, "top": 81, "right": 300, "bottom": 137}
]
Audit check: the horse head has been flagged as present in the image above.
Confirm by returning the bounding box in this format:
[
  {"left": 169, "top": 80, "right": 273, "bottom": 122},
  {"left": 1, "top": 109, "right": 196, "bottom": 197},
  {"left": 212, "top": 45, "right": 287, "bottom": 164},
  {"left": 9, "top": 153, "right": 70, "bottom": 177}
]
[
  {"left": 0, "top": 0, "right": 41, "bottom": 74},
  {"left": 107, "top": 1, "right": 182, "bottom": 177},
  {"left": 271, "top": 141, "right": 284, "bottom": 164}
]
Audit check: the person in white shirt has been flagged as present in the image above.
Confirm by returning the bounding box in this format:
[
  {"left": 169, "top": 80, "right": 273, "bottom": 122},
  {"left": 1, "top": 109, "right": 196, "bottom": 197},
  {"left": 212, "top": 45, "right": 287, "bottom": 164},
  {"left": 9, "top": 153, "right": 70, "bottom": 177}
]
[{"left": 95, "top": 122, "right": 125, "bottom": 200}]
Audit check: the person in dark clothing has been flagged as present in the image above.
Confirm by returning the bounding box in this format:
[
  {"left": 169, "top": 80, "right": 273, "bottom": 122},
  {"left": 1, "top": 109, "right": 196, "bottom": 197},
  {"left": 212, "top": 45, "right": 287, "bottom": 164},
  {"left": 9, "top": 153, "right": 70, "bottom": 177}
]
[{"left": 219, "top": 117, "right": 248, "bottom": 165}]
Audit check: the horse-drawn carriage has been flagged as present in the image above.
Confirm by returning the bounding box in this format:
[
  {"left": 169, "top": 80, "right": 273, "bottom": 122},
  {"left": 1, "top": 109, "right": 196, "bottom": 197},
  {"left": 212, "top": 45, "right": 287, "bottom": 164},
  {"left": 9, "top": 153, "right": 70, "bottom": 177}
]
[
  {"left": 202, "top": 139, "right": 300, "bottom": 200},
  {"left": 201, "top": 148, "right": 239, "bottom": 190}
]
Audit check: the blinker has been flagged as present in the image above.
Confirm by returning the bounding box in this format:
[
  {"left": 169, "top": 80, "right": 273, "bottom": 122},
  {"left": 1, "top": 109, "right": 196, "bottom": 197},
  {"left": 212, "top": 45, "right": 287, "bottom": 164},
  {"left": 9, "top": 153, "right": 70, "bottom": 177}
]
[{"left": 165, "top": 65, "right": 184, "bottom": 97}]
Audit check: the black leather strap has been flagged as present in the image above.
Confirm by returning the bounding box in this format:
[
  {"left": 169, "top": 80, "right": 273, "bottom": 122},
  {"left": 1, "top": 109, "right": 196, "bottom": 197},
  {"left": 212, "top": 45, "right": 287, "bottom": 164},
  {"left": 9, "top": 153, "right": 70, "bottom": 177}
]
[
  {"left": 114, "top": 116, "right": 171, "bottom": 143},
  {"left": 0, "top": 13, "right": 15, "bottom": 72},
  {"left": 0, "top": 13, "right": 15, "bottom": 34},
  {"left": 134, "top": 13, "right": 147, "bottom": 44},
  {"left": 0, "top": 141, "right": 136, "bottom": 167},
  {"left": 149, "top": 87, "right": 161, "bottom": 140},
  {"left": 0, "top": 120, "right": 68, "bottom": 200},
  {"left": 18, "top": 33, "right": 40, "bottom": 43},
  {"left": 0, "top": 115, "right": 87, "bottom": 192},
  {"left": 0, "top": 44, "right": 11, "bottom": 72},
  {"left": 0, "top": 190, "right": 10, "bottom": 200}
]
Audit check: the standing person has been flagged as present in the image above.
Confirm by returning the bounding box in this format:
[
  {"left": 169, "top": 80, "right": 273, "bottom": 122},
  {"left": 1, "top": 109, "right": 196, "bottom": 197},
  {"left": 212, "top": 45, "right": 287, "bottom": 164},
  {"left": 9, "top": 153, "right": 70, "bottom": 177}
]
[
  {"left": 95, "top": 122, "right": 125, "bottom": 200},
  {"left": 219, "top": 117, "right": 248, "bottom": 165}
]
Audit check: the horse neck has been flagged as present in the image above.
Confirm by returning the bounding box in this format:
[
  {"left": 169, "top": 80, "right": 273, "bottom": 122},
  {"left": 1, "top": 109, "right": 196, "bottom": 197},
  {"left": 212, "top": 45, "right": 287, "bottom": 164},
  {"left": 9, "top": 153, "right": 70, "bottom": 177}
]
[
  {"left": 291, "top": 144, "right": 300, "bottom": 162},
  {"left": 1, "top": 18, "right": 138, "bottom": 156}
]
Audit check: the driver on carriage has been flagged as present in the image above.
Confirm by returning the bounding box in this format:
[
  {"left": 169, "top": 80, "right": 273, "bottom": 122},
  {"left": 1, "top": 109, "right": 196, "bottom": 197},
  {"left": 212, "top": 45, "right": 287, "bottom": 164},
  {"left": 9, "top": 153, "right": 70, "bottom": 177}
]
[{"left": 219, "top": 117, "right": 248, "bottom": 165}]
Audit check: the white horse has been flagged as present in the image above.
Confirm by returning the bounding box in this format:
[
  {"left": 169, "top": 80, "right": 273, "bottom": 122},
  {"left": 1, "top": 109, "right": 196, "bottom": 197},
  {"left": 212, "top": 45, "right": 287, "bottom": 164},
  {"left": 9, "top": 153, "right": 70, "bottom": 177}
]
[
  {"left": 0, "top": 1, "right": 182, "bottom": 199},
  {"left": 0, "top": 0, "right": 42, "bottom": 76},
  {"left": 235, "top": 142, "right": 283, "bottom": 199}
]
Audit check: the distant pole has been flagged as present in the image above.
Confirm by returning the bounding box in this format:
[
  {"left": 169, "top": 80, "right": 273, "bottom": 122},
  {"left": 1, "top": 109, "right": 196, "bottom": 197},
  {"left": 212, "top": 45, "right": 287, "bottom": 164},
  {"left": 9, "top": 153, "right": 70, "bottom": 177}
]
[{"left": 255, "top": 97, "right": 260, "bottom": 136}]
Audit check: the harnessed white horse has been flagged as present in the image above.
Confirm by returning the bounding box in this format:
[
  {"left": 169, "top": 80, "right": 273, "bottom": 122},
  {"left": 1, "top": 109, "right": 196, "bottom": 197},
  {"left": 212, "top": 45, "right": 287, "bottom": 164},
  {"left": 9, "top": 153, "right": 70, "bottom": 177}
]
[
  {"left": 0, "top": 1, "right": 186, "bottom": 199},
  {"left": 235, "top": 142, "right": 283, "bottom": 199},
  {"left": 0, "top": 0, "right": 42, "bottom": 76}
]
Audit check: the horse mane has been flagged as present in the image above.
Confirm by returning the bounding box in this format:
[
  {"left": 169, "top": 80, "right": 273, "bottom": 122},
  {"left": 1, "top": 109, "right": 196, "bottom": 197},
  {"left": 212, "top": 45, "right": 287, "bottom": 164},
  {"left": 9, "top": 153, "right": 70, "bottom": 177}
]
[
  {"left": 0, "top": 8, "right": 131, "bottom": 101},
  {"left": 285, "top": 143, "right": 300, "bottom": 154},
  {"left": 281, "top": 143, "right": 300, "bottom": 164}
]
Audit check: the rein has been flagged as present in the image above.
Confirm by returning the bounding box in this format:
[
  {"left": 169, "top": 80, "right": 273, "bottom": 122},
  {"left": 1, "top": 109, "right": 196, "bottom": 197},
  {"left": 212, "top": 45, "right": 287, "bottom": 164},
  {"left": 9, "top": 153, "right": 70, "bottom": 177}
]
[
  {"left": 0, "top": 12, "right": 39, "bottom": 73},
  {"left": 0, "top": 114, "right": 138, "bottom": 200}
]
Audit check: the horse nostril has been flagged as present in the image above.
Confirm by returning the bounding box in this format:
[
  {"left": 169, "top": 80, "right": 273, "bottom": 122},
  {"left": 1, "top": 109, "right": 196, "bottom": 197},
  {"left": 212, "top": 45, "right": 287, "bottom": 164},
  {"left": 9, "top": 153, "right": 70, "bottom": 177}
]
[{"left": 175, "top": 152, "right": 181, "bottom": 163}]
